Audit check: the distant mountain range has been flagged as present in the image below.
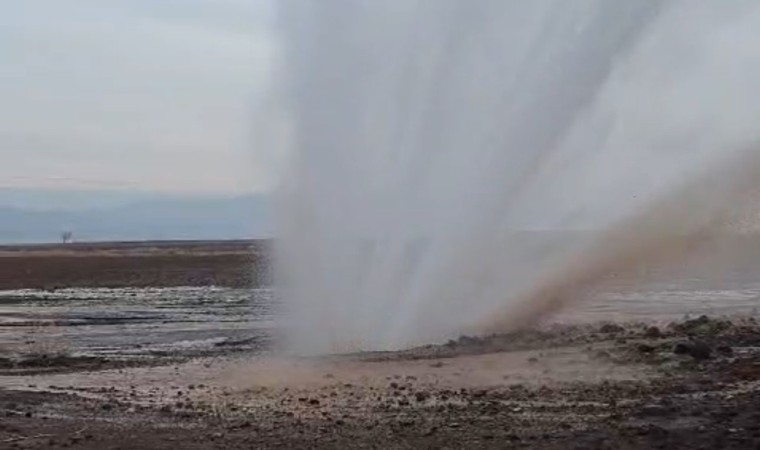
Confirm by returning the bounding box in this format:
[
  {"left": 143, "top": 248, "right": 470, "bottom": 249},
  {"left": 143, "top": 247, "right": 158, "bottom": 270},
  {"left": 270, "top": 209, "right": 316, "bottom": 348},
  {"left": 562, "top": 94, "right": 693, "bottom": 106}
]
[{"left": 0, "top": 189, "right": 271, "bottom": 243}]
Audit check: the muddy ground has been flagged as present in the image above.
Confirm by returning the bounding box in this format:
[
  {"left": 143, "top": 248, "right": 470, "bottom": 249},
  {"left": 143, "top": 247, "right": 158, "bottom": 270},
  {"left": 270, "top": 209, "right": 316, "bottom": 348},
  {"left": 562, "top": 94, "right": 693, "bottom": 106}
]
[
  {"left": 2, "top": 315, "right": 760, "bottom": 449},
  {"left": 0, "top": 240, "right": 269, "bottom": 290}
]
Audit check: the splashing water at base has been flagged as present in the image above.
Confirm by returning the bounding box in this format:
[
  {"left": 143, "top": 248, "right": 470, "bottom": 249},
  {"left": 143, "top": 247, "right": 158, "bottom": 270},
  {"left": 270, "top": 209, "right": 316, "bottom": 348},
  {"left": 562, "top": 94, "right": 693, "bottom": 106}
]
[{"left": 272, "top": 1, "right": 760, "bottom": 354}]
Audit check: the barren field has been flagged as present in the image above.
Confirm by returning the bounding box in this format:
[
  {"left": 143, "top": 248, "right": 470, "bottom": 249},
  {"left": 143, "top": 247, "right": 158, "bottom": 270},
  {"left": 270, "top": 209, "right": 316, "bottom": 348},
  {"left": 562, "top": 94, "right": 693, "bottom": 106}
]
[
  {"left": 1, "top": 239, "right": 760, "bottom": 449},
  {"left": 2, "top": 317, "right": 760, "bottom": 449},
  {"left": 0, "top": 240, "right": 269, "bottom": 290}
]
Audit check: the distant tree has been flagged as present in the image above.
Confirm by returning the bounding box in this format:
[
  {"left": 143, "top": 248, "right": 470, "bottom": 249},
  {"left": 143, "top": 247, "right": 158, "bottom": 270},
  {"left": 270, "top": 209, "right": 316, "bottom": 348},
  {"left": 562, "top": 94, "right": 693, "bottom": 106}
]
[{"left": 61, "top": 231, "right": 73, "bottom": 244}]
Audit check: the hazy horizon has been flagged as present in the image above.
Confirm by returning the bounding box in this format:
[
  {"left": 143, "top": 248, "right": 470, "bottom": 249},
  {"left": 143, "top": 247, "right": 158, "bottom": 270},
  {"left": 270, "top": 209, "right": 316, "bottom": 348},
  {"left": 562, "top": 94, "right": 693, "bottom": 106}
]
[
  {"left": 1, "top": 1, "right": 282, "bottom": 243},
  {"left": 0, "top": 188, "right": 271, "bottom": 244}
]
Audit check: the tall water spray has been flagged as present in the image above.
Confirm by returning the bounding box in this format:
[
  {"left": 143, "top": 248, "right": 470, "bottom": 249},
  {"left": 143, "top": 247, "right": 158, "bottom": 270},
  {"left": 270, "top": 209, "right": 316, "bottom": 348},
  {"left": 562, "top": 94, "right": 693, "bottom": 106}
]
[{"left": 273, "top": 0, "right": 760, "bottom": 353}]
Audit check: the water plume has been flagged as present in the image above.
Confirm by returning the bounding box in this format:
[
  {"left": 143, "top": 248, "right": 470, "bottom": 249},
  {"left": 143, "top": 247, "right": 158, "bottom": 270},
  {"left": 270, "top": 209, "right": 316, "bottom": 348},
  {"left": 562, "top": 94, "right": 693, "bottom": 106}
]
[
  {"left": 272, "top": 0, "right": 760, "bottom": 353},
  {"left": 477, "top": 149, "right": 760, "bottom": 334}
]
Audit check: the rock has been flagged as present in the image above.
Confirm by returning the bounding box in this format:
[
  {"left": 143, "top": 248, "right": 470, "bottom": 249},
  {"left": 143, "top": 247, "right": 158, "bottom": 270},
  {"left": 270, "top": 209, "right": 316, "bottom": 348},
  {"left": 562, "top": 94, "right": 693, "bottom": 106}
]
[
  {"left": 423, "top": 426, "right": 438, "bottom": 436},
  {"left": 717, "top": 345, "right": 733, "bottom": 355},
  {"left": 600, "top": 324, "right": 625, "bottom": 334},
  {"left": 472, "top": 389, "right": 489, "bottom": 398},
  {"left": 457, "top": 335, "right": 485, "bottom": 346},
  {"left": 399, "top": 419, "right": 415, "bottom": 427},
  {"left": 689, "top": 341, "right": 712, "bottom": 360},
  {"left": 673, "top": 341, "right": 712, "bottom": 360},
  {"left": 673, "top": 315, "right": 731, "bottom": 336},
  {"left": 415, "top": 391, "right": 430, "bottom": 402},
  {"left": 640, "top": 404, "right": 670, "bottom": 417},
  {"left": 637, "top": 344, "right": 656, "bottom": 354},
  {"left": 645, "top": 326, "right": 663, "bottom": 338},
  {"left": 673, "top": 342, "right": 691, "bottom": 355}
]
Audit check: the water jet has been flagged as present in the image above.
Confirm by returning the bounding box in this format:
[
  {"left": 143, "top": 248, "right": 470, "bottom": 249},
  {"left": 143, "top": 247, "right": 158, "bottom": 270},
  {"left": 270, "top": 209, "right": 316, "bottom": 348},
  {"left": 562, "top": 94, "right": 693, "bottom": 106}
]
[{"left": 273, "top": 0, "right": 760, "bottom": 353}]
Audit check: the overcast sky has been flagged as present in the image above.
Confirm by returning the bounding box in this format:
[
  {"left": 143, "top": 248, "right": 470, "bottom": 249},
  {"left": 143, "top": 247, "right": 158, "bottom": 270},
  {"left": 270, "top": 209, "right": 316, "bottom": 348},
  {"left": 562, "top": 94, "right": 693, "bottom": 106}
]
[{"left": 0, "top": 0, "right": 278, "bottom": 195}]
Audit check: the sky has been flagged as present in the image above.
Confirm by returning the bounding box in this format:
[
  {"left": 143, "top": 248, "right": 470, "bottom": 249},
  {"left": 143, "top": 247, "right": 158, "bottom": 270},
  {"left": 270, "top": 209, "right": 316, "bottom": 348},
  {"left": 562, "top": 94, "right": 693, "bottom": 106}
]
[{"left": 0, "top": 0, "right": 279, "bottom": 195}]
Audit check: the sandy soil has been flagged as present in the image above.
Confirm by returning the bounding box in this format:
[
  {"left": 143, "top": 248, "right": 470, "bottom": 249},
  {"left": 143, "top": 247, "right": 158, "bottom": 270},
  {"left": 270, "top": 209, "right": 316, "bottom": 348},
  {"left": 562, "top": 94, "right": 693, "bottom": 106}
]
[
  {"left": 0, "top": 240, "right": 269, "bottom": 290},
  {"left": 2, "top": 315, "right": 759, "bottom": 449}
]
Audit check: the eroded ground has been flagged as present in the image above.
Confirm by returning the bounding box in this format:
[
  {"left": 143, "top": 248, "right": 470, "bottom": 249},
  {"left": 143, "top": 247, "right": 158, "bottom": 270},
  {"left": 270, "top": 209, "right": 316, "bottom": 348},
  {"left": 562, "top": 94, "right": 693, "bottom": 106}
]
[{"left": 2, "top": 315, "right": 760, "bottom": 449}]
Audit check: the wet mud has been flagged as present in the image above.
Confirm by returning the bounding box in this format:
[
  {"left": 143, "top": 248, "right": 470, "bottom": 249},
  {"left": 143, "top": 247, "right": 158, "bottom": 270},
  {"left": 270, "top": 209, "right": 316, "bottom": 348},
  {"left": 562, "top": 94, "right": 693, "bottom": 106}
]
[{"left": 2, "top": 315, "right": 760, "bottom": 449}]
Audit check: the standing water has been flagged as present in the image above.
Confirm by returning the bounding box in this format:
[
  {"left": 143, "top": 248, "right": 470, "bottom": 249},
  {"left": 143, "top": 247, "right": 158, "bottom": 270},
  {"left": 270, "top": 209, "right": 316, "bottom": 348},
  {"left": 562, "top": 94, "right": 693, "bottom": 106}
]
[{"left": 272, "top": 1, "right": 760, "bottom": 353}]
